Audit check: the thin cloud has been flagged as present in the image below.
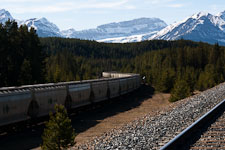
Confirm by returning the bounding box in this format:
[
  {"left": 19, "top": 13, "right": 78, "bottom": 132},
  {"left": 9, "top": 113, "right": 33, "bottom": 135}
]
[
  {"left": 0, "top": 0, "right": 50, "bottom": 2},
  {"left": 168, "top": 4, "right": 184, "bottom": 8},
  {"left": 88, "top": 0, "right": 129, "bottom": 9},
  {"left": 70, "top": 0, "right": 130, "bottom": 9},
  {"left": 145, "top": 0, "right": 174, "bottom": 4},
  {"left": 125, "top": 5, "right": 136, "bottom": 10},
  {"left": 6, "top": 0, "right": 132, "bottom": 14},
  {"left": 6, "top": 5, "right": 71, "bottom": 14}
]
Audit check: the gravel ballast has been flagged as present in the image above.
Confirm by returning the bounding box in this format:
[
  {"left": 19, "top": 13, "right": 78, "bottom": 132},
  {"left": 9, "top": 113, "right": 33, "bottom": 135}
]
[{"left": 73, "top": 83, "right": 225, "bottom": 150}]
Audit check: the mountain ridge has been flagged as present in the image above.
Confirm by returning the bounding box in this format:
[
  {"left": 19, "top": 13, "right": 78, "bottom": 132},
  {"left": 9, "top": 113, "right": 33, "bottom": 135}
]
[
  {"left": 1, "top": 9, "right": 225, "bottom": 45},
  {"left": 0, "top": 9, "right": 167, "bottom": 41},
  {"left": 61, "top": 17, "right": 167, "bottom": 40},
  {"left": 0, "top": 9, "right": 13, "bottom": 24},
  {"left": 149, "top": 11, "right": 225, "bottom": 45},
  {"left": 0, "top": 9, "right": 167, "bottom": 40}
]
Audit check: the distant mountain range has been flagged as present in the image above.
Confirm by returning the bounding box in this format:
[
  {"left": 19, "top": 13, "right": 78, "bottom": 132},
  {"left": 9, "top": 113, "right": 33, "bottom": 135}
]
[
  {"left": 1, "top": 9, "right": 225, "bottom": 45},
  {"left": 61, "top": 18, "right": 167, "bottom": 41},
  {"left": 0, "top": 9, "right": 166, "bottom": 41}
]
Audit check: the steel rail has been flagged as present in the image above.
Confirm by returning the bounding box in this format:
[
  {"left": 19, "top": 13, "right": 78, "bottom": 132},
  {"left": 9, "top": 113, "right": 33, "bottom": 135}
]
[{"left": 160, "top": 99, "right": 225, "bottom": 150}]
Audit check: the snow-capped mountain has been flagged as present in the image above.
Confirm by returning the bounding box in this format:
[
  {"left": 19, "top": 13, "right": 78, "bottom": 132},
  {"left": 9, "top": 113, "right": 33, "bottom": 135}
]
[
  {"left": 150, "top": 11, "right": 225, "bottom": 45},
  {"left": 2, "top": 8, "right": 225, "bottom": 45},
  {"left": 20, "top": 18, "right": 61, "bottom": 37},
  {"left": 0, "top": 9, "right": 13, "bottom": 24},
  {"left": 61, "top": 18, "right": 167, "bottom": 40},
  {"left": 218, "top": 11, "right": 225, "bottom": 21},
  {"left": 0, "top": 9, "right": 167, "bottom": 40},
  {"left": 0, "top": 9, "right": 61, "bottom": 37}
]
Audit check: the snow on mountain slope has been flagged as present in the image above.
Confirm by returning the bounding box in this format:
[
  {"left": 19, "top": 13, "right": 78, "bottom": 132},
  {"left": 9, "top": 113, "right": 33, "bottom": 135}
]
[
  {"left": 0, "top": 9, "right": 61, "bottom": 37},
  {"left": 21, "top": 18, "right": 61, "bottom": 37},
  {"left": 150, "top": 11, "right": 225, "bottom": 45},
  {"left": 62, "top": 18, "right": 167, "bottom": 40},
  {"left": 97, "top": 32, "right": 157, "bottom": 43},
  {"left": 61, "top": 28, "right": 76, "bottom": 38},
  {"left": 0, "top": 9, "right": 13, "bottom": 24},
  {"left": 218, "top": 11, "right": 225, "bottom": 20}
]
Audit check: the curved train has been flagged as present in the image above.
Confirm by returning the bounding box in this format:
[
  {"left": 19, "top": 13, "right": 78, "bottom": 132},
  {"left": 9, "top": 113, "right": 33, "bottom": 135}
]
[{"left": 0, "top": 72, "right": 141, "bottom": 127}]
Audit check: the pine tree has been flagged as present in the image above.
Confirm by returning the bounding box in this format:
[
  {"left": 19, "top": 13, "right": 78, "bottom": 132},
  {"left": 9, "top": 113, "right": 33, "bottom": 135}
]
[
  {"left": 196, "top": 65, "right": 216, "bottom": 91},
  {"left": 156, "top": 68, "right": 175, "bottom": 92},
  {"left": 169, "top": 79, "right": 191, "bottom": 102},
  {"left": 41, "top": 104, "right": 76, "bottom": 150},
  {"left": 18, "top": 59, "right": 32, "bottom": 85}
]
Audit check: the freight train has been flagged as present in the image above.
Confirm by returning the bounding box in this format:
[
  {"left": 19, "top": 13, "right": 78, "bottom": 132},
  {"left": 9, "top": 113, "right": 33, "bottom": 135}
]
[{"left": 0, "top": 72, "right": 141, "bottom": 127}]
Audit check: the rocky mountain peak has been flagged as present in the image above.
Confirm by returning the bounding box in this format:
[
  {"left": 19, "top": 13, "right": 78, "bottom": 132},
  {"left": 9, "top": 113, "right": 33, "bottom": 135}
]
[{"left": 0, "top": 9, "right": 13, "bottom": 23}]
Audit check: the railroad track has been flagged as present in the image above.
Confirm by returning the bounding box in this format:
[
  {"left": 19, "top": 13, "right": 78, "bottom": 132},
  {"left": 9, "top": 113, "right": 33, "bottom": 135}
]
[
  {"left": 160, "top": 99, "right": 225, "bottom": 150},
  {"left": 190, "top": 111, "right": 225, "bottom": 150}
]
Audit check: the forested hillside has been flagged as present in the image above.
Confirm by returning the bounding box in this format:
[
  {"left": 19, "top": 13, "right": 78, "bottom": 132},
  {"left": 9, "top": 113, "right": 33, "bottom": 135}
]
[
  {"left": 1, "top": 20, "right": 225, "bottom": 101},
  {"left": 40, "top": 38, "right": 225, "bottom": 101}
]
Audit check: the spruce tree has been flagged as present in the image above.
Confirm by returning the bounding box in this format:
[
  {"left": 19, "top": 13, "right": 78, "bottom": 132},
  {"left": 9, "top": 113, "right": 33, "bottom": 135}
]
[{"left": 41, "top": 104, "right": 76, "bottom": 150}]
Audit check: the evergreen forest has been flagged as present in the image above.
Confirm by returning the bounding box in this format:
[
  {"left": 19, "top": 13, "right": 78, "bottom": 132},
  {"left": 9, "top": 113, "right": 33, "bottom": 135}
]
[{"left": 1, "top": 20, "right": 225, "bottom": 101}]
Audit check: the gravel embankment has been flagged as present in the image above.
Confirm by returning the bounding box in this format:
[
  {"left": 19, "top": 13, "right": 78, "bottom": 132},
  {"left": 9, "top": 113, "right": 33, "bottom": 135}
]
[{"left": 73, "top": 83, "right": 225, "bottom": 150}]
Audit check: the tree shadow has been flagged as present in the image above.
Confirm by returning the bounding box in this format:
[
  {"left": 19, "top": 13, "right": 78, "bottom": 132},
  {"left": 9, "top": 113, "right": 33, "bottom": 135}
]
[{"left": 0, "top": 85, "right": 154, "bottom": 150}]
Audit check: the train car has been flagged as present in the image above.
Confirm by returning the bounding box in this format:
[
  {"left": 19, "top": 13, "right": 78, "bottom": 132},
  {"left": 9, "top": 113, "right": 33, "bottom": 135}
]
[
  {"left": 0, "top": 88, "right": 31, "bottom": 126},
  {"left": 69, "top": 82, "right": 91, "bottom": 108},
  {"left": 108, "top": 79, "right": 120, "bottom": 99},
  {"left": 91, "top": 80, "right": 108, "bottom": 103},
  {"left": 0, "top": 72, "right": 141, "bottom": 127},
  {"left": 34, "top": 85, "right": 67, "bottom": 117}
]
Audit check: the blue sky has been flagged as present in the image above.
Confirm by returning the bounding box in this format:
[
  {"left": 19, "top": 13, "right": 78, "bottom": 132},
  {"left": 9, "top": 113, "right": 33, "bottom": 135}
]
[{"left": 1, "top": 0, "right": 225, "bottom": 30}]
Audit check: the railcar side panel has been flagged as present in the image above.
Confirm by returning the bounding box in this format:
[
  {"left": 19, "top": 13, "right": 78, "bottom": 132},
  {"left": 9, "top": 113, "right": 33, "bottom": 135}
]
[
  {"left": 127, "top": 78, "right": 134, "bottom": 92},
  {"left": 69, "top": 83, "right": 91, "bottom": 108},
  {"left": 0, "top": 91, "right": 31, "bottom": 126},
  {"left": 92, "top": 81, "right": 108, "bottom": 102},
  {"left": 120, "top": 78, "right": 128, "bottom": 94},
  {"left": 133, "top": 77, "right": 137, "bottom": 89},
  {"left": 35, "top": 86, "right": 67, "bottom": 116},
  {"left": 108, "top": 80, "right": 120, "bottom": 98}
]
